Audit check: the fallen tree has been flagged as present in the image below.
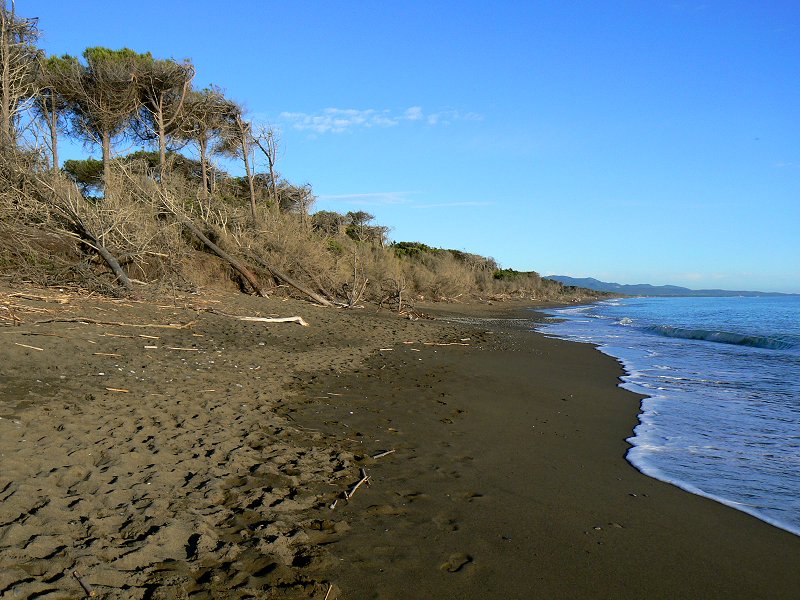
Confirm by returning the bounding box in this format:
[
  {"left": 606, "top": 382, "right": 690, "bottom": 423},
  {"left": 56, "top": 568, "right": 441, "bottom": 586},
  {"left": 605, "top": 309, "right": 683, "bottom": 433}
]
[
  {"left": 35, "top": 175, "right": 134, "bottom": 292},
  {"left": 248, "top": 251, "right": 332, "bottom": 307}
]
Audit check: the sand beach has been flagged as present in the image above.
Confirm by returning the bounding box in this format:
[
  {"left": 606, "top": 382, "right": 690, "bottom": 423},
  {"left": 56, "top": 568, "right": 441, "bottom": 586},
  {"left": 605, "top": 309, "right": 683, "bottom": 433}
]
[{"left": 1, "top": 288, "right": 798, "bottom": 599}]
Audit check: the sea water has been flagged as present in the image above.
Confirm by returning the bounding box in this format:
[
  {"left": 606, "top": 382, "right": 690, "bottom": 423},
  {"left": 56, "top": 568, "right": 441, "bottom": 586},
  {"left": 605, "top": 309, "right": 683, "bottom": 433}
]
[{"left": 538, "top": 296, "right": 800, "bottom": 536}]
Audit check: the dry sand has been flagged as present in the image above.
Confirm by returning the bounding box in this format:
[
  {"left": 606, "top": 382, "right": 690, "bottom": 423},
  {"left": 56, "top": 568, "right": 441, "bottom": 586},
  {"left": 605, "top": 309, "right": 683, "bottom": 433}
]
[{"left": 1, "top": 289, "right": 798, "bottom": 599}]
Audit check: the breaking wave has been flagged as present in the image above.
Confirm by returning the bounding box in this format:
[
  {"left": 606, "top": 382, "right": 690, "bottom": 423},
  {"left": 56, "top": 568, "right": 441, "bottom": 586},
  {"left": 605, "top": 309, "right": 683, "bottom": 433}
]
[
  {"left": 538, "top": 295, "right": 800, "bottom": 536},
  {"left": 641, "top": 325, "right": 796, "bottom": 350}
]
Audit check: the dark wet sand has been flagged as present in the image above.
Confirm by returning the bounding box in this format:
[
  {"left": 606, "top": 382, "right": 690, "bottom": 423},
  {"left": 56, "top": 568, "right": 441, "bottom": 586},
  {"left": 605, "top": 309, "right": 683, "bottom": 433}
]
[
  {"left": 295, "top": 303, "right": 800, "bottom": 599},
  {"left": 1, "top": 290, "right": 798, "bottom": 598}
]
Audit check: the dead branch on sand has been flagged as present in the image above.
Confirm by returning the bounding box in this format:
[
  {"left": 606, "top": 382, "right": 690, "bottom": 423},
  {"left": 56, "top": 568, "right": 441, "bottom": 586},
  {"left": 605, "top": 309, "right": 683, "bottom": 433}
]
[
  {"left": 371, "top": 449, "right": 396, "bottom": 459},
  {"left": 33, "top": 317, "right": 195, "bottom": 329},
  {"left": 7, "top": 292, "right": 71, "bottom": 304},
  {"left": 72, "top": 570, "right": 96, "bottom": 597},
  {"left": 14, "top": 342, "right": 43, "bottom": 351},
  {"left": 0, "top": 305, "right": 21, "bottom": 325},
  {"left": 345, "top": 468, "right": 371, "bottom": 501},
  {"left": 194, "top": 307, "right": 311, "bottom": 327},
  {"left": 237, "top": 315, "right": 310, "bottom": 327}
]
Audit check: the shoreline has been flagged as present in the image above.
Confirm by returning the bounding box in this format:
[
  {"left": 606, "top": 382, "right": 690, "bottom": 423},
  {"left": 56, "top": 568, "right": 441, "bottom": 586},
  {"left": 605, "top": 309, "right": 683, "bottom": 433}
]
[
  {"left": 295, "top": 300, "right": 800, "bottom": 598},
  {"left": 540, "top": 299, "right": 800, "bottom": 539},
  {"left": 1, "top": 291, "right": 798, "bottom": 598}
]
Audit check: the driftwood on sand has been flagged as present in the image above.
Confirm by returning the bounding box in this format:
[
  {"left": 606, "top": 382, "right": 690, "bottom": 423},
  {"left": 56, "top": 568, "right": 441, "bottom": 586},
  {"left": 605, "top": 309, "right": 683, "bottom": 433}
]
[
  {"left": 345, "top": 468, "right": 371, "bottom": 501},
  {"left": 33, "top": 317, "right": 195, "bottom": 329},
  {"left": 237, "top": 315, "right": 310, "bottom": 327}
]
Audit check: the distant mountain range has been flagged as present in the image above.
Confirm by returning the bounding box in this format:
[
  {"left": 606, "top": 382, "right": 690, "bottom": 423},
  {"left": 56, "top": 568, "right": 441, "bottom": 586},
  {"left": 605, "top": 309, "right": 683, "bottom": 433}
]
[{"left": 547, "top": 276, "right": 794, "bottom": 297}]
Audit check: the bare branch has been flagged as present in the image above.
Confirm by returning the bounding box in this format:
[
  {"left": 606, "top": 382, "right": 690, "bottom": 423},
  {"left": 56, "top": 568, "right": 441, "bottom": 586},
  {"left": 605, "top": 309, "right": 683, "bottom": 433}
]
[{"left": 1, "top": 1, "right": 41, "bottom": 146}]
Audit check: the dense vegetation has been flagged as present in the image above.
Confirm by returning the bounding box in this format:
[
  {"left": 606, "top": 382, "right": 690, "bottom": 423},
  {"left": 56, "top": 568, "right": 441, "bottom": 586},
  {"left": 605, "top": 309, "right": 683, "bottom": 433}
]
[{"left": 0, "top": 3, "right": 602, "bottom": 307}]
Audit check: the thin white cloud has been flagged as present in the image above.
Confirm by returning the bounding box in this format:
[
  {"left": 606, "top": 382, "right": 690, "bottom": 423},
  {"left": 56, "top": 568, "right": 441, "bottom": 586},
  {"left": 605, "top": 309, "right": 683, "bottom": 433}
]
[
  {"left": 426, "top": 109, "right": 483, "bottom": 126},
  {"left": 279, "top": 108, "right": 400, "bottom": 134},
  {"left": 404, "top": 106, "right": 423, "bottom": 121},
  {"left": 280, "top": 106, "right": 482, "bottom": 134},
  {"left": 316, "top": 191, "right": 415, "bottom": 206}
]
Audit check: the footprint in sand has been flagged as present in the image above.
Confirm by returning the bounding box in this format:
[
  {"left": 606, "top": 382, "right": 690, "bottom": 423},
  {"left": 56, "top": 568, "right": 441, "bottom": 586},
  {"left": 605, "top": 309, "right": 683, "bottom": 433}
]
[
  {"left": 432, "top": 515, "right": 459, "bottom": 532},
  {"left": 440, "top": 552, "right": 473, "bottom": 573}
]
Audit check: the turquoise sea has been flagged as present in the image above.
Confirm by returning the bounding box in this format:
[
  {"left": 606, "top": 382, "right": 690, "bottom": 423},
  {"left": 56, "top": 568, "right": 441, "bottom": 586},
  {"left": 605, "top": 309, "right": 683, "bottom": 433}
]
[{"left": 539, "top": 296, "right": 800, "bottom": 536}]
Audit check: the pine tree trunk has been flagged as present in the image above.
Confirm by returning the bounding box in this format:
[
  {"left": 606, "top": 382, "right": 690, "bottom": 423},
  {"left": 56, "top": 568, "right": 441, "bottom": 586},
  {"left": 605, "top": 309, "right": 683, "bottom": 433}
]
[
  {"left": 199, "top": 136, "right": 209, "bottom": 202},
  {"left": 157, "top": 102, "right": 167, "bottom": 185},
  {"left": 102, "top": 130, "right": 111, "bottom": 197},
  {"left": 0, "top": 7, "right": 13, "bottom": 148},
  {"left": 49, "top": 101, "right": 59, "bottom": 173}
]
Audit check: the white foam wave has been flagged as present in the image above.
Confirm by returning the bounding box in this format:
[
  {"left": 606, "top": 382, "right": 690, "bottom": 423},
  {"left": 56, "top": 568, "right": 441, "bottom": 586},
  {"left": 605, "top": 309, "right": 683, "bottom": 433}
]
[{"left": 626, "top": 448, "right": 800, "bottom": 537}]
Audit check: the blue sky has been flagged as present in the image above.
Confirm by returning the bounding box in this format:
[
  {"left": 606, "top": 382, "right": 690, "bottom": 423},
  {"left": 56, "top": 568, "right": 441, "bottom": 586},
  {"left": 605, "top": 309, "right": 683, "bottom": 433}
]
[{"left": 30, "top": 1, "right": 800, "bottom": 292}]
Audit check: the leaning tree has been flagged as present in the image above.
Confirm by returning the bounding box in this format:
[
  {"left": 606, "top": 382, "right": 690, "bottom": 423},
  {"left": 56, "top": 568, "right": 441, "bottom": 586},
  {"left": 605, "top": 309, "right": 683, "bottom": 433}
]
[
  {"left": 173, "top": 85, "right": 231, "bottom": 203},
  {"left": 134, "top": 55, "right": 194, "bottom": 184},
  {"left": 215, "top": 100, "right": 259, "bottom": 223}
]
